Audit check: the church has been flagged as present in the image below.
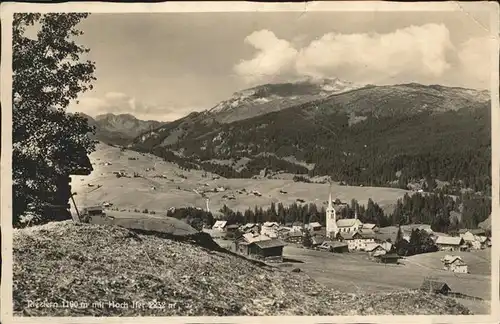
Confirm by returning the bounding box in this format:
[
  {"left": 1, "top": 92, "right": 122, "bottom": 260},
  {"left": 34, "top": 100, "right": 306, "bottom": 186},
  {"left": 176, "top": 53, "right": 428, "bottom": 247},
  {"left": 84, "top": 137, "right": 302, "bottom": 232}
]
[{"left": 325, "top": 186, "right": 363, "bottom": 238}]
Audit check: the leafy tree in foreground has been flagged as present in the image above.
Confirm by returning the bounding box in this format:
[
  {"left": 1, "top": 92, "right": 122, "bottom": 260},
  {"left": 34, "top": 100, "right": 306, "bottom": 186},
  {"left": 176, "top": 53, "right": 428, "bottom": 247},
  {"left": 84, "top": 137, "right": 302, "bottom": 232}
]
[{"left": 13, "top": 13, "right": 96, "bottom": 226}]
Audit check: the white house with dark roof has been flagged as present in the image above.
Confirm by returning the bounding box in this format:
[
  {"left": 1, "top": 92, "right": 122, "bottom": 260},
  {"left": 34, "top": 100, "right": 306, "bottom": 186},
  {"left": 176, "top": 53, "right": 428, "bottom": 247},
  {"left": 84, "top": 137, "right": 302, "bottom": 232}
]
[{"left": 441, "top": 255, "right": 468, "bottom": 273}]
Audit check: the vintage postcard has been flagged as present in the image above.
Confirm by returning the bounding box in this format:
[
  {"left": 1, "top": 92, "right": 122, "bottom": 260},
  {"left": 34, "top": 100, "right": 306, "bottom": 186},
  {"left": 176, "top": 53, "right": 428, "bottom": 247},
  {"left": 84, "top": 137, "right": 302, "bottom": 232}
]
[{"left": 1, "top": 1, "right": 499, "bottom": 324}]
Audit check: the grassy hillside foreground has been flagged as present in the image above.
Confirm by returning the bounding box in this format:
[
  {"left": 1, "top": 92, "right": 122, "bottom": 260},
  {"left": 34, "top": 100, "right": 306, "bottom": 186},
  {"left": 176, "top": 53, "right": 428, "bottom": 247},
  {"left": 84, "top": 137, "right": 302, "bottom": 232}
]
[{"left": 13, "top": 221, "right": 472, "bottom": 316}]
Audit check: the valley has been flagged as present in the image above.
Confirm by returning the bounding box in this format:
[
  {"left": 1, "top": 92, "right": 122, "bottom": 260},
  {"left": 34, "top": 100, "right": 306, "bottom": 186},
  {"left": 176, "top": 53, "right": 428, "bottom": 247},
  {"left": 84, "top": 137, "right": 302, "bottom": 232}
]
[{"left": 71, "top": 142, "right": 413, "bottom": 216}]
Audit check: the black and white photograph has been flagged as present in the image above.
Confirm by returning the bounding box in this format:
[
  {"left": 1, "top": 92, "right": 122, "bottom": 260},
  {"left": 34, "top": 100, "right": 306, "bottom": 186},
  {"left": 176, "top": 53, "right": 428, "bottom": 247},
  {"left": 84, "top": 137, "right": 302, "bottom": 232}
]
[{"left": 1, "top": 1, "right": 499, "bottom": 322}]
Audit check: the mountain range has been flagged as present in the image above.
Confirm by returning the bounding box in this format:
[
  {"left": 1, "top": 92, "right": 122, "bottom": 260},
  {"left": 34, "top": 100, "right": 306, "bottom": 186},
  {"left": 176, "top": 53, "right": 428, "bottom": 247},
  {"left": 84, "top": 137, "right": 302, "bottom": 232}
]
[
  {"left": 80, "top": 113, "right": 167, "bottom": 146},
  {"left": 85, "top": 78, "right": 491, "bottom": 195}
]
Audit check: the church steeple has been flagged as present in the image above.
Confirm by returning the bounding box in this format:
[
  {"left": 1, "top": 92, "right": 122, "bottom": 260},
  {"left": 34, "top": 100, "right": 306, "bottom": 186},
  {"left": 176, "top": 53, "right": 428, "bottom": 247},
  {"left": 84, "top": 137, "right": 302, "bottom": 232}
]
[{"left": 326, "top": 183, "right": 338, "bottom": 238}]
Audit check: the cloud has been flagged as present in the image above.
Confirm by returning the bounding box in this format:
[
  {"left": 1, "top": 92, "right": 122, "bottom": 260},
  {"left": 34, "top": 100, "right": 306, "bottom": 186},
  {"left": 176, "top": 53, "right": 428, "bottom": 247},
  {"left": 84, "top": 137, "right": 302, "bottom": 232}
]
[
  {"left": 235, "top": 24, "right": 460, "bottom": 86},
  {"left": 67, "top": 92, "right": 197, "bottom": 121},
  {"left": 234, "top": 30, "right": 298, "bottom": 83},
  {"left": 457, "top": 36, "right": 491, "bottom": 89},
  {"left": 296, "top": 24, "right": 454, "bottom": 82}
]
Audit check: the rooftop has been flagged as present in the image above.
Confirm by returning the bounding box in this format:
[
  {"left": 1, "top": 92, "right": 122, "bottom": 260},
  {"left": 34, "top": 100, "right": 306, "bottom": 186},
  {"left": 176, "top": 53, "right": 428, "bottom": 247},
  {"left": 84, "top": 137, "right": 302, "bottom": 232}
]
[
  {"left": 435, "top": 236, "right": 463, "bottom": 246},
  {"left": 253, "top": 239, "right": 286, "bottom": 249}
]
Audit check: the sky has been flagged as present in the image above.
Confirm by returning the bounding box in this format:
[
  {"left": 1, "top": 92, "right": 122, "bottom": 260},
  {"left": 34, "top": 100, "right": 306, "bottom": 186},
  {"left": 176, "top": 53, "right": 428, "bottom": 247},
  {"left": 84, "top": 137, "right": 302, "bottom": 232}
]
[{"left": 59, "top": 10, "right": 494, "bottom": 121}]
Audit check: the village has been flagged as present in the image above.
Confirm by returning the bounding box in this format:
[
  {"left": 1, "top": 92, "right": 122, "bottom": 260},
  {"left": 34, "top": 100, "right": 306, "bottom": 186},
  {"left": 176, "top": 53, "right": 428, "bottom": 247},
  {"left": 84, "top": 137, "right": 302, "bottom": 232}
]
[{"left": 203, "top": 189, "right": 492, "bottom": 276}]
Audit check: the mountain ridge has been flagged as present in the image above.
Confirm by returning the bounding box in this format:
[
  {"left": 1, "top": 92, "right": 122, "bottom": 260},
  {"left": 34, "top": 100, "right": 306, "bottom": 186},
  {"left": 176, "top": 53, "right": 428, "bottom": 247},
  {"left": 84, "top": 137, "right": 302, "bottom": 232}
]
[
  {"left": 78, "top": 112, "right": 167, "bottom": 146},
  {"left": 127, "top": 80, "right": 490, "bottom": 196}
]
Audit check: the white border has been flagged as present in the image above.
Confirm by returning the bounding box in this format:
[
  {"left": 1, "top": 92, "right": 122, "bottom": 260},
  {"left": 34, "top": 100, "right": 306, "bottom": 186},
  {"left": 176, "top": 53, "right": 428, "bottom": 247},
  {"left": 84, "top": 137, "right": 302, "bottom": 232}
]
[{"left": 1, "top": 2, "right": 499, "bottom": 324}]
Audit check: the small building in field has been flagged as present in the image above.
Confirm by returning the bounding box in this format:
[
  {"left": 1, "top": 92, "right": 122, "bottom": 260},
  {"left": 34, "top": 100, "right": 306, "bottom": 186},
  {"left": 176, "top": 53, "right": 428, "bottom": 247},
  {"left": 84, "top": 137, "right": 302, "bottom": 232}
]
[
  {"left": 441, "top": 255, "right": 468, "bottom": 274},
  {"left": 420, "top": 279, "right": 452, "bottom": 295},
  {"left": 435, "top": 236, "right": 464, "bottom": 252},
  {"left": 376, "top": 253, "right": 399, "bottom": 264},
  {"left": 231, "top": 235, "right": 286, "bottom": 263},
  {"left": 319, "top": 241, "right": 349, "bottom": 253}
]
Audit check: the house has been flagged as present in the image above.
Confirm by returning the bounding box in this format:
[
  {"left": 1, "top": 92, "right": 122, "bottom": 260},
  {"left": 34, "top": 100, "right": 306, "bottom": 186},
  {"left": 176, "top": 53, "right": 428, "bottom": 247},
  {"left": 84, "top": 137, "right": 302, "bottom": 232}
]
[
  {"left": 225, "top": 224, "right": 241, "bottom": 236},
  {"left": 306, "top": 222, "right": 322, "bottom": 232},
  {"left": 381, "top": 241, "right": 393, "bottom": 252},
  {"left": 212, "top": 220, "right": 227, "bottom": 231},
  {"left": 240, "top": 223, "right": 259, "bottom": 234},
  {"left": 460, "top": 230, "right": 476, "bottom": 243},
  {"left": 249, "top": 239, "right": 286, "bottom": 262},
  {"left": 319, "top": 241, "right": 349, "bottom": 253},
  {"left": 376, "top": 253, "right": 399, "bottom": 264},
  {"left": 475, "top": 235, "right": 491, "bottom": 248},
  {"left": 283, "top": 230, "right": 303, "bottom": 243},
  {"left": 261, "top": 222, "right": 279, "bottom": 238},
  {"left": 374, "top": 232, "right": 398, "bottom": 244},
  {"left": 435, "top": 236, "right": 464, "bottom": 251},
  {"left": 63, "top": 150, "right": 94, "bottom": 221},
  {"left": 336, "top": 218, "right": 363, "bottom": 234},
  {"left": 311, "top": 235, "right": 326, "bottom": 247},
  {"left": 401, "top": 224, "right": 433, "bottom": 234},
  {"left": 79, "top": 205, "right": 104, "bottom": 222},
  {"left": 277, "top": 226, "right": 292, "bottom": 234},
  {"left": 420, "top": 279, "right": 451, "bottom": 295},
  {"left": 263, "top": 221, "right": 279, "bottom": 227},
  {"left": 441, "top": 255, "right": 469, "bottom": 274},
  {"left": 430, "top": 232, "right": 449, "bottom": 242},
  {"left": 336, "top": 231, "right": 374, "bottom": 251},
  {"left": 365, "top": 243, "right": 387, "bottom": 257},
  {"left": 232, "top": 234, "right": 286, "bottom": 262},
  {"left": 362, "top": 223, "right": 379, "bottom": 232},
  {"left": 231, "top": 233, "right": 269, "bottom": 256},
  {"left": 459, "top": 228, "right": 486, "bottom": 236}
]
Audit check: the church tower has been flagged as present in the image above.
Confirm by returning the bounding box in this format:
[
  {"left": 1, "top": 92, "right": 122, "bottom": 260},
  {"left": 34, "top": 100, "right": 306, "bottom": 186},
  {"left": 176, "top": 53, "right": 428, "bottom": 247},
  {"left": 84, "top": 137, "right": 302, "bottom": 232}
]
[{"left": 326, "top": 184, "right": 339, "bottom": 238}]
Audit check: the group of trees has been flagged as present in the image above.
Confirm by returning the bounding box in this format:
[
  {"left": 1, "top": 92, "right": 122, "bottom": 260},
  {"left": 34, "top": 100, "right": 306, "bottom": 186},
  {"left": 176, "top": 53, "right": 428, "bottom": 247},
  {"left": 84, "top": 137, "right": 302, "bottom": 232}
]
[
  {"left": 394, "top": 227, "right": 438, "bottom": 256},
  {"left": 212, "top": 198, "right": 389, "bottom": 228},
  {"left": 390, "top": 191, "right": 491, "bottom": 233},
  {"left": 12, "top": 13, "right": 97, "bottom": 226},
  {"left": 166, "top": 207, "right": 216, "bottom": 231}
]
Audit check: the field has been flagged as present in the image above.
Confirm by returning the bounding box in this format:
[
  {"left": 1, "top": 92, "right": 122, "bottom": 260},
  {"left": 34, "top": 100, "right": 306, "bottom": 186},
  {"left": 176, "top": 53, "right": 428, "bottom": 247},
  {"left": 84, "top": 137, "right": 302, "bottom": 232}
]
[
  {"left": 214, "top": 239, "right": 492, "bottom": 314},
  {"left": 281, "top": 246, "right": 491, "bottom": 314},
  {"left": 71, "top": 143, "right": 413, "bottom": 215}
]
